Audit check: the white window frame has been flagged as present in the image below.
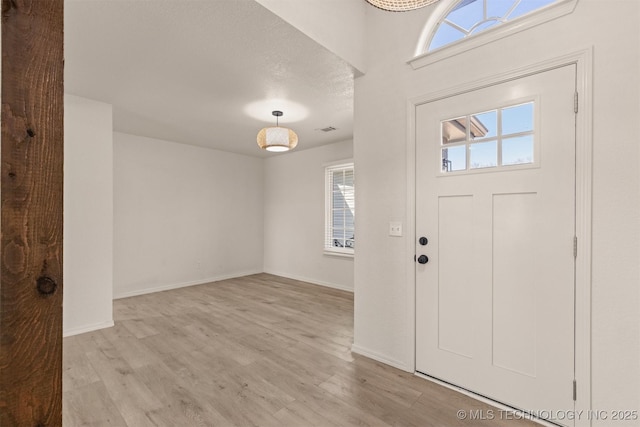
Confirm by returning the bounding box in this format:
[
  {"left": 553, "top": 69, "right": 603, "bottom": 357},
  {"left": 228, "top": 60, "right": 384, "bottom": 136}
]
[
  {"left": 408, "top": 0, "right": 578, "bottom": 69},
  {"left": 438, "top": 97, "right": 540, "bottom": 176},
  {"left": 324, "top": 160, "right": 355, "bottom": 257}
]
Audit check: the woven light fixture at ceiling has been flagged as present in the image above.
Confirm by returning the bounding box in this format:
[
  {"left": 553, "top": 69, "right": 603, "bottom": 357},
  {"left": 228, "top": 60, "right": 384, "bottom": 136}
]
[
  {"left": 256, "top": 111, "right": 298, "bottom": 152},
  {"left": 365, "top": 0, "right": 440, "bottom": 12}
]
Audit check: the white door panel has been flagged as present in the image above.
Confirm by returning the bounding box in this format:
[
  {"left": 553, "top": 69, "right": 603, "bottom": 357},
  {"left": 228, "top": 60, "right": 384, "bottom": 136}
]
[{"left": 415, "top": 65, "right": 576, "bottom": 425}]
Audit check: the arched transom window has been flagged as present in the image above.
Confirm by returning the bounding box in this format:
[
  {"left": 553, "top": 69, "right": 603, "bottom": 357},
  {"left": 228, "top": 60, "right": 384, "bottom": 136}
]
[
  {"left": 430, "top": 0, "right": 558, "bottom": 51},
  {"left": 410, "top": 0, "right": 578, "bottom": 68}
]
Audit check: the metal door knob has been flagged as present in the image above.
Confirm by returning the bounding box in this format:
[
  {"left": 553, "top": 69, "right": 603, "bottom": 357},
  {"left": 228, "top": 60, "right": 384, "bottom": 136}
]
[{"left": 417, "top": 255, "right": 429, "bottom": 264}]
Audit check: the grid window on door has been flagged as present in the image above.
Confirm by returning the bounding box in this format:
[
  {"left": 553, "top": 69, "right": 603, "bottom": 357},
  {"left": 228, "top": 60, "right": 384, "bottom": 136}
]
[
  {"left": 325, "top": 163, "right": 355, "bottom": 255},
  {"left": 441, "top": 101, "right": 535, "bottom": 174}
]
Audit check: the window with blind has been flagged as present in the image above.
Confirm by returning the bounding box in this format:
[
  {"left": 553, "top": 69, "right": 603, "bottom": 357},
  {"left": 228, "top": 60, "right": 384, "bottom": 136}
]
[{"left": 325, "top": 162, "right": 355, "bottom": 256}]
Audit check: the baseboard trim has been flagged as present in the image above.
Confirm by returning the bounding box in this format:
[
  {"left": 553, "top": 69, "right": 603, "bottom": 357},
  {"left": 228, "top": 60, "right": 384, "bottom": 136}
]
[
  {"left": 113, "top": 270, "right": 263, "bottom": 300},
  {"left": 351, "top": 343, "right": 412, "bottom": 372},
  {"left": 262, "top": 270, "right": 353, "bottom": 293},
  {"left": 63, "top": 320, "right": 115, "bottom": 338}
]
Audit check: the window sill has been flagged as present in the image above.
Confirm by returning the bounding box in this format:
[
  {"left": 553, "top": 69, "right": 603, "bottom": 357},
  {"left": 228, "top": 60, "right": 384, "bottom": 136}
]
[{"left": 324, "top": 250, "right": 355, "bottom": 259}]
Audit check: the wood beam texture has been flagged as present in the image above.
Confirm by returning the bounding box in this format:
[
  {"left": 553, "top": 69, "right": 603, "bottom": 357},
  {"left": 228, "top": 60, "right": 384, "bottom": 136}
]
[{"left": 1, "top": 0, "right": 64, "bottom": 425}]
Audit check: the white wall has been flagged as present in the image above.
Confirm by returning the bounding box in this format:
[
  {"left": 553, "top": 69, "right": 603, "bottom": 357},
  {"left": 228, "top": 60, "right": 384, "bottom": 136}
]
[
  {"left": 353, "top": 0, "right": 640, "bottom": 420},
  {"left": 255, "top": 0, "right": 366, "bottom": 74},
  {"left": 64, "top": 94, "right": 114, "bottom": 336},
  {"left": 263, "top": 140, "right": 354, "bottom": 291},
  {"left": 113, "top": 132, "right": 264, "bottom": 298}
]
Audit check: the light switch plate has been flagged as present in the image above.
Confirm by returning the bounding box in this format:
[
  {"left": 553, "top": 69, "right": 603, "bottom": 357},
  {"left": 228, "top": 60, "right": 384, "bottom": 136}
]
[{"left": 389, "top": 221, "right": 402, "bottom": 237}]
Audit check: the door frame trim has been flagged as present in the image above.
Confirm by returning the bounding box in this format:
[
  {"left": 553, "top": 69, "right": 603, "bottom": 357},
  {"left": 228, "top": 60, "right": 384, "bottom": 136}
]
[{"left": 406, "top": 48, "right": 593, "bottom": 427}]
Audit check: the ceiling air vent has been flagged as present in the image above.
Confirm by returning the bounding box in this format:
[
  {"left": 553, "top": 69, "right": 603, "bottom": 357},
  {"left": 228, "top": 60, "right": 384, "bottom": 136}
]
[{"left": 319, "top": 126, "right": 337, "bottom": 132}]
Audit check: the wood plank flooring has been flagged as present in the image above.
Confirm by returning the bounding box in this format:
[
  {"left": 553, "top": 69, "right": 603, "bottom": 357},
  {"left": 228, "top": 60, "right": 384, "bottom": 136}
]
[{"left": 63, "top": 273, "right": 538, "bottom": 427}]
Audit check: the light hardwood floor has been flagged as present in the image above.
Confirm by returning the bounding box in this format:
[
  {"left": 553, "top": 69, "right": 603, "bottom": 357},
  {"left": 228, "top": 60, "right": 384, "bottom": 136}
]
[{"left": 63, "top": 273, "right": 538, "bottom": 427}]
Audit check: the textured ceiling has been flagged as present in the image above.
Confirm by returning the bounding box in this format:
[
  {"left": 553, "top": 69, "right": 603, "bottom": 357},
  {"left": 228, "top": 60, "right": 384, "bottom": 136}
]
[{"left": 65, "top": 0, "right": 356, "bottom": 157}]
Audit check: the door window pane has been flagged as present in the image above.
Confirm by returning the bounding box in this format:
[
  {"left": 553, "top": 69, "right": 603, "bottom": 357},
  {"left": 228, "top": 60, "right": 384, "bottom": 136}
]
[
  {"left": 442, "top": 117, "right": 469, "bottom": 144},
  {"left": 471, "top": 110, "right": 497, "bottom": 140},
  {"left": 503, "top": 135, "right": 534, "bottom": 165},
  {"left": 470, "top": 141, "right": 497, "bottom": 169},
  {"left": 442, "top": 146, "right": 466, "bottom": 172},
  {"left": 502, "top": 102, "right": 534, "bottom": 135}
]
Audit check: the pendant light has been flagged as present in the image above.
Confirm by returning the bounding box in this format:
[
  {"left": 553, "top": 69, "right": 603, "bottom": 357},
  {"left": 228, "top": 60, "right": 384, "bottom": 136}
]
[
  {"left": 256, "top": 110, "right": 298, "bottom": 152},
  {"left": 365, "top": 0, "right": 440, "bottom": 12}
]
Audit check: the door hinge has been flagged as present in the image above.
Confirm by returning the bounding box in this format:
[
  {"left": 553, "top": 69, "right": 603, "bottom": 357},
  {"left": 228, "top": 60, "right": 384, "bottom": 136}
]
[
  {"left": 573, "top": 380, "right": 577, "bottom": 401},
  {"left": 573, "top": 236, "right": 578, "bottom": 258},
  {"left": 574, "top": 92, "right": 579, "bottom": 113}
]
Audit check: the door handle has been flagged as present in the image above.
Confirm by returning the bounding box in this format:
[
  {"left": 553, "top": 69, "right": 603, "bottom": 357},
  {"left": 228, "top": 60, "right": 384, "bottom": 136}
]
[{"left": 416, "top": 255, "right": 429, "bottom": 264}]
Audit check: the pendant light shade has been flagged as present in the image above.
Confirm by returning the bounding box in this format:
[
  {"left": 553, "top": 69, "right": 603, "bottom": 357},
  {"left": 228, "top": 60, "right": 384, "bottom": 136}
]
[
  {"left": 257, "top": 111, "right": 298, "bottom": 152},
  {"left": 365, "top": 0, "right": 439, "bottom": 12}
]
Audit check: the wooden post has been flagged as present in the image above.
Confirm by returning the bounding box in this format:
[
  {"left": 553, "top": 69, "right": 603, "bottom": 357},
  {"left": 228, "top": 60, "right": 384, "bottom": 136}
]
[{"left": 1, "top": 0, "right": 64, "bottom": 425}]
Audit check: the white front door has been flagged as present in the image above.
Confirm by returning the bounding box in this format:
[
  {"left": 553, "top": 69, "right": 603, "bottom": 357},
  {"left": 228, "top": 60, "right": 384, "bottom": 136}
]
[{"left": 415, "top": 65, "right": 576, "bottom": 424}]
